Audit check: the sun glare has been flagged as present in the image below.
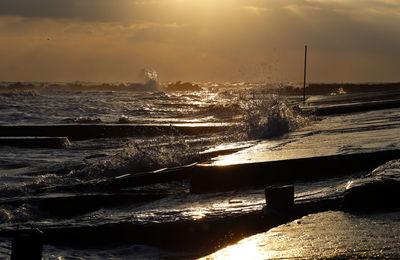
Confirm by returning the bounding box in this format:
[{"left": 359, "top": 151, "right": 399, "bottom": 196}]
[{"left": 205, "top": 236, "right": 265, "bottom": 260}]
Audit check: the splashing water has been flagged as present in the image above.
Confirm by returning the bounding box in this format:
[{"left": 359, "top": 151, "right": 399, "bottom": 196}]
[
  {"left": 0, "top": 88, "right": 313, "bottom": 199},
  {"left": 137, "top": 68, "right": 159, "bottom": 91},
  {"left": 69, "top": 135, "right": 202, "bottom": 180},
  {"left": 67, "top": 93, "right": 311, "bottom": 180},
  {"left": 139, "top": 68, "right": 159, "bottom": 82},
  {"left": 239, "top": 94, "right": 310, "bottom": 140},
  {"left": 346, "top": 158, "right": 400, "bottom": 190}
]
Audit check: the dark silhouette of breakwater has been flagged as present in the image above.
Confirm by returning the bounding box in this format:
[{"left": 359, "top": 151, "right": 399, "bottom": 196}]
[
  {"left": 0, "top": 137, "right": 70, "bottom": 148},
  {"left": 301, "top": 99, "right": 400, "bottom": 116},
  {"left": 279, "top": 82, "right": 400, "bottom": 96},
  {"left": 42, "top": 150, "right": 400, "bottom": 194},
  {"left": 190, "top": 149, "right": 400, "bottom": 193},
  {"left": 0, "top": 124, "right": 229, "bottom": 141},
  {"left": 5, "top": 180, "right": 400, "bottom": 258},
  {"left": 306, "top": 82, "right": 400, "bottom": 95},
  {"left": 3, "top": 149, "right": 400, "bottom": 257},
  {"left": 2, "top": 187, "right": 343, "bottom": 257}
]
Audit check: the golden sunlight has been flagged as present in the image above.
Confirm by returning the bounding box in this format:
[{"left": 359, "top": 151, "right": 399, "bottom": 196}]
[{"left": 202, "top": 235, "right": 271, "bottom": 260}]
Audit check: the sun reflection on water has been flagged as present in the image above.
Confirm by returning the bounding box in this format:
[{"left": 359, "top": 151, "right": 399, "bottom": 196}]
[
  {"left": 202, "top": 211, "right": 400, "bottom": 259},
  {"left": 211, "top": 153, "right": 245, "bottom": 166},
  {"left": 189, "top": 208, "right": 207, "bottom": 220},
  {"left": 201, "top": 235, "right": 272, "bottom": 260}
]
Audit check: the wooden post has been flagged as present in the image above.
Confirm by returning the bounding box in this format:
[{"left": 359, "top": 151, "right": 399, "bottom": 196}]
[{"left": 303, "top": 45, "right": 308, "bottom": 104}]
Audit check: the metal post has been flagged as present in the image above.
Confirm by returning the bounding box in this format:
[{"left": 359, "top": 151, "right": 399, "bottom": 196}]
[{"left": 303, "top": 45, "right": 308, "bottom": 105}]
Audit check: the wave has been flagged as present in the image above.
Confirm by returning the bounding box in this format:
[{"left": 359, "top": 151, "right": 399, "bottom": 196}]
[
  {"left": 0, "top": 92, "right": 312, "bottom": 197},
  {"left": 0, "top": 89, "right": 39, "bottom": 97},
  {"left": 346, "top": 158, "right": 400, "bottom": 189},
  {"left": 191, "top": 91, "right": 311, "bottom": 138},
  {"left": 68, "top": 95, "right": 310, "bottom": 180},
  {"left": 237, "top": 94, "right": 310, "bottom": 140},
  {"left": 343, "top": 158, "right": 400, "bottom": 211},
  {"left": 68, "top": 135, "right": 203, "bottom": 180},
  {"left": 64, "top": 117, "right": 103, "bottom": 124},
  {"left": 117, "top": 115, "right": 132, "bottom": 124},
  {"left": 196, "top": 103, "right": 242, "bottom": 119}
]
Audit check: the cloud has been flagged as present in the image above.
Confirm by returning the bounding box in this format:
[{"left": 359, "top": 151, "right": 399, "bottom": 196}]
[
  {"left": 243, "top": 6, "right": 270, "bottom": 15},
  {"left": 1, "top": 0, "right": 400, "bottom": 82},
  {"left": 0, "top": 0, "right": 130, "bottom": 21}
]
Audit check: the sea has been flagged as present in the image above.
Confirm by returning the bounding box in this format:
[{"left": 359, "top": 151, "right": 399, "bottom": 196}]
[{"left": 0, "top": 80, "right": 399, "bottom": 259}]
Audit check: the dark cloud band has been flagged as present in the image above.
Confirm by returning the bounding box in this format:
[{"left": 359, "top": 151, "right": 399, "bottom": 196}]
[{"left": 0, "top": 0, "right": 132, "bottom": 21}]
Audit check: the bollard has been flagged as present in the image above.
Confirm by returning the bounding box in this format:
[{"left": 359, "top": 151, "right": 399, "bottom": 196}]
[
  {"left": 265, "top": 185, "right": 294, "bottom": 212},
  {"left": 11, "top": 229, "right": 43, "bottom": 260}
]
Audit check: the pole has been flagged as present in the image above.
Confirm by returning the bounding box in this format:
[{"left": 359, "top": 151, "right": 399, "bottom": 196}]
[{"left": 303, "top": 45, "right": 307, "bottom": 105}]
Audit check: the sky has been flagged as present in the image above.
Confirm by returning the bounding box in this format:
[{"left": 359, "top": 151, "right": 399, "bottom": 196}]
[{"left": 0, "top": 0, "right": 400, "bottom": 83}]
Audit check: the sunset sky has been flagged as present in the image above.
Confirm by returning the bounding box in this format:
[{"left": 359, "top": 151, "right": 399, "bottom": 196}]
[{"left": 0, "top": 0, "right": 399, "bottom": 83}]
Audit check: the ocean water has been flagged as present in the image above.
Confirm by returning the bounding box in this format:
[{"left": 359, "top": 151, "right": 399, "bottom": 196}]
[{"left": 0, "top": 83, "right": 400, "bottom": 259}]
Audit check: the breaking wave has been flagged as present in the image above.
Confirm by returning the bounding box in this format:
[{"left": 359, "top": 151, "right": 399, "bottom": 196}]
[
  {"left": 237, "top": 94, "right": 310, "bottom": 140},
  {"left": 68, "top": 135, "right": 204, "bottom": 180},
  {"left": 342, "top": 158, "right": 400, "bottom": 212},
  {"left": 346, "top": 158, "right": 400, "bottom": 190}
]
